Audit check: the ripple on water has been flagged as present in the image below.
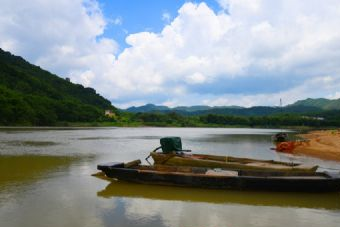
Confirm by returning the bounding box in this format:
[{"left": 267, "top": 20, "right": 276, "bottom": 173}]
[{"left": 3, "top": 140, "right": 60, "bottom": 147}]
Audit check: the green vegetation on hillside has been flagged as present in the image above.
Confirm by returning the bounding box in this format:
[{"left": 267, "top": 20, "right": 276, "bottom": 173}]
[
  {"left": 123, "top": 102, "right": 331, "bottom": 116},
  {"left": 113, "top": 111, "right": 340, "bottom": 128},
  {"left": 289, "top": 98, "right": 340, "bottom": 110},
  {"left": 0, "top": 48, "right": 116, "bottom": 125}
]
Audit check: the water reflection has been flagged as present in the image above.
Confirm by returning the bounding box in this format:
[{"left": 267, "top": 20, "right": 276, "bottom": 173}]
[
  {"left": 97, "top": 180, "right": 340, "bottom": 210},
  {"left": 77, "top": 137, "right": 115, "bottom": 140},
  {"left": 0, "top": 155, "right": 78, "bottom": 191},
  {"left": 108, "top": 197, "right": 340, "bottom": 227},
  {"left": 4, "top": 140, "right": 59, "bottom": 146},
  {"left": 1, "top": 127, "right": 340, "bottom": 227}
]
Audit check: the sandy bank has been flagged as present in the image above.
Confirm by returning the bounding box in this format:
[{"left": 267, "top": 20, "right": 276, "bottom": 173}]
[{"left": 294, "top": 130, "right": 340, "bottom": 161}]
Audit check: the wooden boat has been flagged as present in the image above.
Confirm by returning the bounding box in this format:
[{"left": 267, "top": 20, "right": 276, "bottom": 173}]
[
  {"left": 97, "top": 160, "right": 340, "bottom": 192},
  {"left": 149, "top": 152, "right": 318, "bottom": 173}
]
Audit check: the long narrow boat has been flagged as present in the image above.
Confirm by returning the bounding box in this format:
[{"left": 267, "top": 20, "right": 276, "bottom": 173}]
[
  {"left": 97, "top": 160, "right": 340, "bottom": 192},
  {"left": 149, "top": 152, "right": 318, "bottom": 173}
]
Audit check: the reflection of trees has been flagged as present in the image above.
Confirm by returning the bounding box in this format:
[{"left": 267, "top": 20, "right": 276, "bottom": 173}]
[
  {"left": 0, "top": 155, "right": 76, "bottom": 189},
  {"left": 193, "top": 134, "right": 271, "bottom": 143}
]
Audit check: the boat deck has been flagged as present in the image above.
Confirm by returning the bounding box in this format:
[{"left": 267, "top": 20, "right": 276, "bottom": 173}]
[{"left": 134, "top": 165, "right": 329, "bottom": 178}]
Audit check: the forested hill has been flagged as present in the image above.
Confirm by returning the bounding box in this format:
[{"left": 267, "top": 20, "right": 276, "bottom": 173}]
[
  {"left": 289, "top": 98, "right": 340, "bottom": 110},
  {"left": 124, "top": 103, "right": 323, "bottom": 116},
  {"left": 124, "top": 98, "right": 340, "bottom": 116},
  {"left": 0, "top": 48, "right": 116, "bottom": 125}
]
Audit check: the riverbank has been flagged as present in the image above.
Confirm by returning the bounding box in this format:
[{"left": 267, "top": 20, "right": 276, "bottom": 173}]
[{"left": 295, "top": 130, "right": 340, "bottom": 161}]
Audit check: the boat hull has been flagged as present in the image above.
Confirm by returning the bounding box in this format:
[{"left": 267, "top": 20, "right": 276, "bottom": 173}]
[{"left": 98, "top": 163, "right": 340, "bottom": 192}]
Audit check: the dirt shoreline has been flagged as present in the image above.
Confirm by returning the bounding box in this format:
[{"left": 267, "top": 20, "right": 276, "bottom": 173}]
[{"left": 294, "top": 130, "right": 340, "bottom": 161}]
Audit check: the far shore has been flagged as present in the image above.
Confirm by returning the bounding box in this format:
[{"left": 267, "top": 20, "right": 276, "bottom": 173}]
[
  {"left": 0, "top": 122, "right": 322, "bottom": 130},
  {"left": 294, "top": 130, "right": 340, "bottom": 162}
]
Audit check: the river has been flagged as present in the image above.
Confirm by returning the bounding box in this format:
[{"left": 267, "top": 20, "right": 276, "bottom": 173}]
[{"left": 0, "top": 127, "right": 340, "bottom": 227}]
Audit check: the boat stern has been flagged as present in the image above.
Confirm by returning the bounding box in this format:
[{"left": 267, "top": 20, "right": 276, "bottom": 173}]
[{"left": 97, "top": 162, "right": 124, "bottom": 171}]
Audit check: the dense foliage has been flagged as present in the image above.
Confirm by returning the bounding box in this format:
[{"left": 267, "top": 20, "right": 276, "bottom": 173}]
[
  {"left": 0, "top": 48, "right": 116, "bottom": 125},
  {"left": 290, "top": 98, "right": 340, "bottom": 110},
  {"left": 120, "top": 111, "right": 340, "bottom": 128}
]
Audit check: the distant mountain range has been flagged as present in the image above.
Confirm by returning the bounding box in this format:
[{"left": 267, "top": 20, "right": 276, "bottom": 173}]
[
  {"left": 123, "top": 98, "right": 340, "bottom": 116},
  {"left": 125, "top": 104, "right": 243, "bottom": 113}
]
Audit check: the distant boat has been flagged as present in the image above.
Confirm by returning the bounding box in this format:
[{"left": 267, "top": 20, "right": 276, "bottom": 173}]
[
  {"left": 272, "top": 132, "right": 288, "bottom": 143},
  {"left": 97, "top": 161, "right": 340, "bottom": 192}
]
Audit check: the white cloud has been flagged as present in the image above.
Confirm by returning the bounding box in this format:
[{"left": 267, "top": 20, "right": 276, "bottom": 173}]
[
  {"left": 162, "top": 12, "right": 171, "bottom": 23},
  {"left": 216, "top": 0, "right": 230, "bottom": 10},
  {"left": 1, "top": 0, "right": 340, "bottom": 107},
  {"left": 112, "top": 16, "right": 123, "bottom": 25},
  {"left": 200, "top": 74, "right": 340, "bottom": 107},
  {"left": 122, "top": 197, "right": 334, "bottom": 227},
  {"left": 186, "top": 72, "right": 207, "bottom": 84},
  {"left": 0, "top": 0, "right": 118, "bottom": 91},
  {"left": 328, "top": 92, "right": 340, "bottom": 100}
]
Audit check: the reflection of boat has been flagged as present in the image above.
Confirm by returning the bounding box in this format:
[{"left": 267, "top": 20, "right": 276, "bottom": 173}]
[
  {"left": 97, "top": 161, "right": 340, "bottom": 192},
  {"left": 148, "top": 137, "right": 318, "bottom": 173},
  {"left": 275, "top": 141, "right": 295, "bottom": 153},
  {"left": 150, "top": 152, "right": 318, "bottom": 173},
  {"left": 96, "top": 179, "right": 340, "bottom": 210}
]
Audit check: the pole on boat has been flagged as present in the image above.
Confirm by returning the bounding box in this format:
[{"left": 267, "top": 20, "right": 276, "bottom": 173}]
[{"left": 145, "top": 146, "right": 162, "bottom": 165}]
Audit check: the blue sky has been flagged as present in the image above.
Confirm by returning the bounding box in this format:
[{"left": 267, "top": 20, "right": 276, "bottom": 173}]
[
  {"left": 1, "top": 0, "right": 340, "bottom": 108},
  {"left": 99, "top": 0, "right": 222, "bottom": 51}
]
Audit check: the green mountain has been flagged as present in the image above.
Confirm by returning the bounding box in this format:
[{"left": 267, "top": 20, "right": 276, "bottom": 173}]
[
  {"left": 124, "top": 104, "right": 244, "bottom": 114},
  {"left": 126, "top": 104, "right": 170, "bottom": 113},
  {"left": 290, "top": 98, "right": 340, "bottom": 110},
  {"left": 124, "top": 96, "right": 340, "bottom": 116},
  {"left": 124, "top": 103, "right": 322, "bottom": 116},
  {"left": 0, "top": 48, "right": 115, "bottom": 125},
  {"left": 173, "top": 105, "right": 212, "bottom": 112},
  {"left": 173, "top": 105, "right": 243, "bottom": 112}
]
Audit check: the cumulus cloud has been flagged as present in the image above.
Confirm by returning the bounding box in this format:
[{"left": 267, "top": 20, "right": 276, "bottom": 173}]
[
  {"left": 121, "top": 197, "right": 332, "bottom": 227},
  {"left": 111, "top": 16, "right": 123, "bottom": 26},
  {"left": 0, "top": 0, "right": 118, "bottom": 95},
  {"left": 162, "top": 12, "right": 171, "bottom": 23},
  {"left": 1, "top": 0, "right": 340, "bottom": 107}
]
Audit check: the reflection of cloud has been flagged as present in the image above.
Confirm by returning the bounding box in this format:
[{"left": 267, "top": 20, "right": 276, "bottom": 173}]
[{"left": 122, "top": 198, "right": 339, "bottom": 227}]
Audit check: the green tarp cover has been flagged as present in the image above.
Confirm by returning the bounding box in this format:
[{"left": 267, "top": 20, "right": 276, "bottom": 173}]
[{"left": 160, "top": 137, "right": 182, "bottom": 153}]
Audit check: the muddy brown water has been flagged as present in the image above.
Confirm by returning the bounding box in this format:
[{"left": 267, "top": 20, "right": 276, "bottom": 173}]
[{"left": 0, "top": 127, "right": 340, "bottom": 227}]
